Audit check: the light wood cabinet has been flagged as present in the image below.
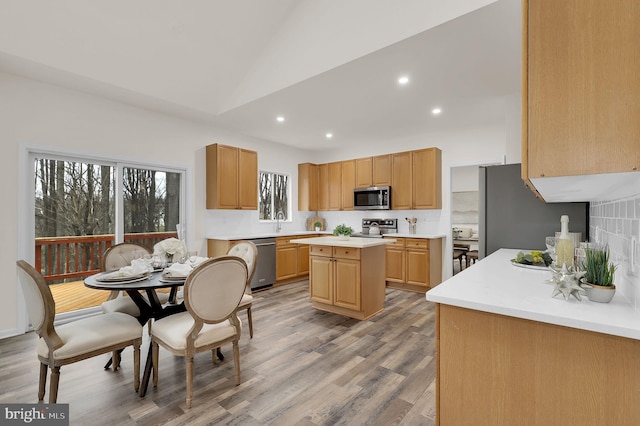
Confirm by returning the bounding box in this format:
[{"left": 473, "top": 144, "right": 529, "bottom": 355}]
[
  {"left": 372, "top": 154, "right": 392, "bottom": 186},
  {"left": 391, "top": 151, "right": 413, "bottom": 210},
  {"left": 318, "top": 163, "right": 329, "bottom": 211},
  {"left": 412, "top": 148, "right": 442, "bottom": 209},
  {"left": 436, "top": 304, "right": 640, "bottom": 424},
  {"left": 206, "top": 144, "right": 257, "bottom": 210},
  {"left": 309, "top": 244, "right": 385, "bottom": 320},
  {"left": 355, "top": 157, "right": 373, "bottom": 188},
  {"left": 327, "top": 162, "right": 342, "bottom": 211},
  {"left": 341, "top": 160, "right": 355, "bottom": 210},
  {"left": 299, "top": 148, "right": 440, "bottom": 211},
  {"left": 276, "top": 236, "right": 311, "bottom": 282},
  {"left": 385, "top": 237, "right": 442, "bottom": 293},
  {"left": 298, "top": 163, "right": 318, "bottom": 211},
  {"left": 392, "top": 149, "right": 442, "bottom": 210},
  {"left": 523, "top": 0, "right": 640, "bottom": 200}
]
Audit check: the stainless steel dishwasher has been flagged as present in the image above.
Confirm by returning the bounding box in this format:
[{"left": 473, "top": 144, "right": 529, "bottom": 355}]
[{"left": 249, "top": 237, "right": 276, "bottom": 290}]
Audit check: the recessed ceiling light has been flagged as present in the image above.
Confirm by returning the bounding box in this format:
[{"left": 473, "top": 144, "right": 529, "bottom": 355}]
[
  {"left": 398, "top": 76, "right": 410, "bottom": 85},
  {"left": 431, "top": 108, "right": 442, "bottom": 115},
  {"left": 276, "top": 116, "right": 285, "bottom": 122},
  {"left": 325, "top": 133, "right": 333, "bottom": 139}
]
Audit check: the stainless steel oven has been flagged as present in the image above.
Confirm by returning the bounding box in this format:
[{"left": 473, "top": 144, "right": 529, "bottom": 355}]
[{"left": 353, "top": 186, "right": 391, "bottom": 210}]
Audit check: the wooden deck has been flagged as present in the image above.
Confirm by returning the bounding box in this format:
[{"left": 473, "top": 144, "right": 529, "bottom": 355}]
[{"left": 49, "top": 280, "right": 171, "bottom": 314}]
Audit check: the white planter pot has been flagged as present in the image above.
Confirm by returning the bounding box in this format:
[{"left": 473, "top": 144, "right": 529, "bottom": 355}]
[
  {"left": 583, "top": 283, "right": 616, "bottom": 303},
  {"left": 337, "top": 234, "right": 350, "bottom": 241}
]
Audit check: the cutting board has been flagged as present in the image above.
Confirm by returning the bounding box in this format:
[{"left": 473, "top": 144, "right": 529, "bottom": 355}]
[{"left": 305, "top": 215, "right": 326, "bottom": 231}]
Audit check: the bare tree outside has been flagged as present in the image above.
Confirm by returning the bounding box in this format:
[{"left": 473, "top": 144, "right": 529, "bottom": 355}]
[{"left": 259, "top": 171, "right": 289, "bottom": 220}]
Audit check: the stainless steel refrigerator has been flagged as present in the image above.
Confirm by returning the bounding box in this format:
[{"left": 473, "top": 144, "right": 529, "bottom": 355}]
[{"left": 479, "top": 163, "right": 589, "bottom": 258}]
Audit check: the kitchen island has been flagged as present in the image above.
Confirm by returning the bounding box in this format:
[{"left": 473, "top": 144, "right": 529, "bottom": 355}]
[
  {"left": 426, "top": 248, "right": 640, "bottom": 425},
  {"left": 294, "top": 236, "right": 395, "bottom": 320}
]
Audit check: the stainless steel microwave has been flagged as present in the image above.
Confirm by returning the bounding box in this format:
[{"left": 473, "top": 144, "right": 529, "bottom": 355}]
[{"left": 353, "top": 186, "right": 391, "bottom": 210}]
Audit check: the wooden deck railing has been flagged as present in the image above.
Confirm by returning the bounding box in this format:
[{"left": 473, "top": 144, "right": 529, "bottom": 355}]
[{"left": 35, "top": 232, "right": 178, "bottom": 284}]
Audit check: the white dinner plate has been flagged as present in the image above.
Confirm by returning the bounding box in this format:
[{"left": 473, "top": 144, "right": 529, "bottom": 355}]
[{"left": 96, "top": 273, "right": 150, "bottom": 283}]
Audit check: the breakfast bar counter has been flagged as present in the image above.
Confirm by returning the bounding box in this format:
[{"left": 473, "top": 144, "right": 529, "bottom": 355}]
[
  {"left": 294, "top": 236, "right": 396, "bottom": 320},
  {"left": 425, "top": 249, "right": 640, "bottom": 425}
]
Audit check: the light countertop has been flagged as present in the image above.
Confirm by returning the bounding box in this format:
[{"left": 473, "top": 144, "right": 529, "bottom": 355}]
[
  {"left": 292, "top": 236, "right": 396, "bottom": 248},
  {"left": 426, "top": 248, "right": 640, "bottom": 340},
  {"left": 207, "top": 231, "right": 445, "bottom": 241}
]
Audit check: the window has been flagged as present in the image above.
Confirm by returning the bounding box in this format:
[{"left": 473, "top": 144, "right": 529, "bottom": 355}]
[
  {"left": 259, "top": 171, "right": 289, "bottom": 220},
  {"left": 31, "top": 151, "right": 185, "bottom": 316}
]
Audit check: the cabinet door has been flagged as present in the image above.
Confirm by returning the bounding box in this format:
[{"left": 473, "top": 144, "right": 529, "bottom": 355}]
[
  {"left": 412, "top": 148, "right": 441, "bottom": 209},
  {"left": 206, "top": 144, "right": 238, "bottom": 209},
  {"left": 328, "top": 162, "right": 342, "bottom": 211},
  {"left": 385, "top": 247, "right": 405, "bottom": 283},
  {"left": 276, "top": 245, "right": 298, "bottom": 281},
  {"left": 238, "top": 148, "right": 258, "bottom": 210},
  {"left": 406, "top": 248, "right": 429, "bottom": 287},
  {"left": 310, "top": 255, "right": 333, "bottom": 304},
  {"left": 341, "top": 160, "right": 356, "bottom": 210},
  {"left": 333, "top": 258, "right": 361, "bottom": 311},
  {"left": 298, "top": 163, "right": 318, "bottom": 211},
  {"left": 297, "top": 243, "right": 310, "bottom": 275},
  {"left": 392, "top": 151, "right": 413, "bottom": 210},
  {"left": 372, "top": 154, "right": 392, "bottom": 186},
  {"left": 527, "top": 0, "right": 640, "bottom": 179},
  {"left": 355, "top": 157, "right": 373, "bottom": 188},
  {"left": 318, "top": 163, "right": 329, "bottom": 211}
]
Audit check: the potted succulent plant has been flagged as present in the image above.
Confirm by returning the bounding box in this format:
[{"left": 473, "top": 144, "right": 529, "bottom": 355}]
[
  {"left": 314, "top": 221, "right": 322, "bottom": 232},
  {"left": 333, "top": 224, "right": 354, "bottom": 240},
  {"left": 581, "top": 244, "right": 617, "bottom": 303}
]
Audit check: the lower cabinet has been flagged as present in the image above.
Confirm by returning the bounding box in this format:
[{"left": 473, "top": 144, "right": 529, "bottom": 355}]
[
  {"left": 276, "top": 235, "right": 314, "bottom": 283},
  {"left": 309, "top": 244, "right": 384, "bottom": 320},
  {"left": 385, "top": 237, "right": 442, "bottom": 292}
]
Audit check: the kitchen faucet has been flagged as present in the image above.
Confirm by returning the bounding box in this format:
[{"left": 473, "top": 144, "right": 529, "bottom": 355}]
[{"left": 276, "top": 210, "right": 285, "bottom": 232}]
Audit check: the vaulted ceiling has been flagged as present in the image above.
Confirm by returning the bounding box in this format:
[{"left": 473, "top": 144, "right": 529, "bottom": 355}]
[{"left": 0, "top": 0, "right": 521, "bottom": 150}]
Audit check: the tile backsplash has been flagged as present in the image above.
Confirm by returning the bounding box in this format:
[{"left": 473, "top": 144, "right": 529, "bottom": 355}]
[{"left": 589, "top": 195, "right": 640, "bottom": 309}]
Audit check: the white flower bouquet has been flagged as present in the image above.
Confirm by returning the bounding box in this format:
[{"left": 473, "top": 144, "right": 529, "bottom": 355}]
[{"left": 153, "top": 238, "right": 187, "bottom": 263}]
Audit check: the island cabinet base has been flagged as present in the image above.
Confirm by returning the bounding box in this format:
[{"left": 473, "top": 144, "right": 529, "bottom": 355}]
[
  {"left": 309, "top": 244, "right": 386, "bottom": 321},
  {"left": 435, "top": 305, "right": 640, "bottom": 425}
]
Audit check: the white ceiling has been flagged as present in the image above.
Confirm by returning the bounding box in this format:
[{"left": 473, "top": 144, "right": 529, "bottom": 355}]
[{"left": 0, "top": 0, "right": 521, "bottom": 151}]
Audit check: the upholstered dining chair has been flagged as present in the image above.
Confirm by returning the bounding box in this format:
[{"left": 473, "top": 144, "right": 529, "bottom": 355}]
[
  {"left": 150, "top": 256, "right": 247, "bottom": 408},
  {"left": 100, "top": 242, "right": 170, "bottom": 317},
  {"left": 16, "top": 260, "right": 143, "bottom": 403},
  {"left": 226, "top": 240, "right": 258, "bottom": 338}
]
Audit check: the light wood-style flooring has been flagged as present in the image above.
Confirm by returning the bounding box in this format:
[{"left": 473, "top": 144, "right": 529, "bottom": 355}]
[{"left": 0, "top": 281, "right": 437, "bottom": 425}]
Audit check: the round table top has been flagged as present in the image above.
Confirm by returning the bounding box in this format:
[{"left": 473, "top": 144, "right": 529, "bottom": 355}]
[{"left": 84, "top": 270, "right": 185, "bottom": 291}]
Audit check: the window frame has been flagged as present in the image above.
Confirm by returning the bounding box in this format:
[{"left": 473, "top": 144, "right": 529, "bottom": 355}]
[
  {"left": 19, "top": 145, "right": 189, "bottom": 328},
  {"left": 258, "top": 170, "right": 291, "bottom": 222}
]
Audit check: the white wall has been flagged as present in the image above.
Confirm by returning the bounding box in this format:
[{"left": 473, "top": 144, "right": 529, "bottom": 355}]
[{"left": 0, "top": 72, "right": 311, "bottom": 337}]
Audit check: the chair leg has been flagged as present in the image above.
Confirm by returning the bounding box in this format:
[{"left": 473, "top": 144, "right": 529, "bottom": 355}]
[
  {"left": 246, "top": 307, "right": 253, "bottom": 338},
  {"left": 233, "top": 340, "right": 241, "bottom": 386},
  {"left": 112, "top": 350, "right": 121, "bottom": 371},
  {"left": 133, "top": 340, "right": 141, "bottom": 392},
  {"left": 186, "top": 356, "right": 194, "bottom": 409},
  {"left": 49, "top": 366, "right": 60, "bottom": 404},
  {"left": 151, "top": 342, "right": 159, "bottom": 387},
  {"left": 38, "top": 362, "right": 47, "bottom": 402}
]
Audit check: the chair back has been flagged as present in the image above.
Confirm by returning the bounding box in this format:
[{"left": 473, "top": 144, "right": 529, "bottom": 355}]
[
  {"left": 183, "top": 256, "right": 247, "bottom": 324},
  {"left": 102, "top": 243, "right": 151, "bottom": 271},
  {"left": 16, "top": 260, "right": 62, "bottom": 348},
  {"left": 226, "top": 240, "right": 258, "bottom": 287}
]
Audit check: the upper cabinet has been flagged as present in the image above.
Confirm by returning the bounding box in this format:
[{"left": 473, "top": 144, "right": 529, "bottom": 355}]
[
  {"left": 413, "top": 148, "right": 442, "bottom": 209},
  {"left": 341, "top": 160, "right": 356, "bottom": 210},
  {"left": 299, "top": 147, "right": 441, "bottom": 211},
  {"left": 523, "top": 0, "right": 640, "bottom": 202},
  {"left": 298, "top": 163, "right": 319, "bottom": 212},
  {"left": 206, "top": 144, "right": 257, "bottom": 210},
  {"left": 372, "top": 154, "right": 392, "bottom": 187}
]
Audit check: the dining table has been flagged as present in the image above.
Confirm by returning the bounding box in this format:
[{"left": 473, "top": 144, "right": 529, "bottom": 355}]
[{"left": 84, "top": 269, "right": 187, "bottom": 397}]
